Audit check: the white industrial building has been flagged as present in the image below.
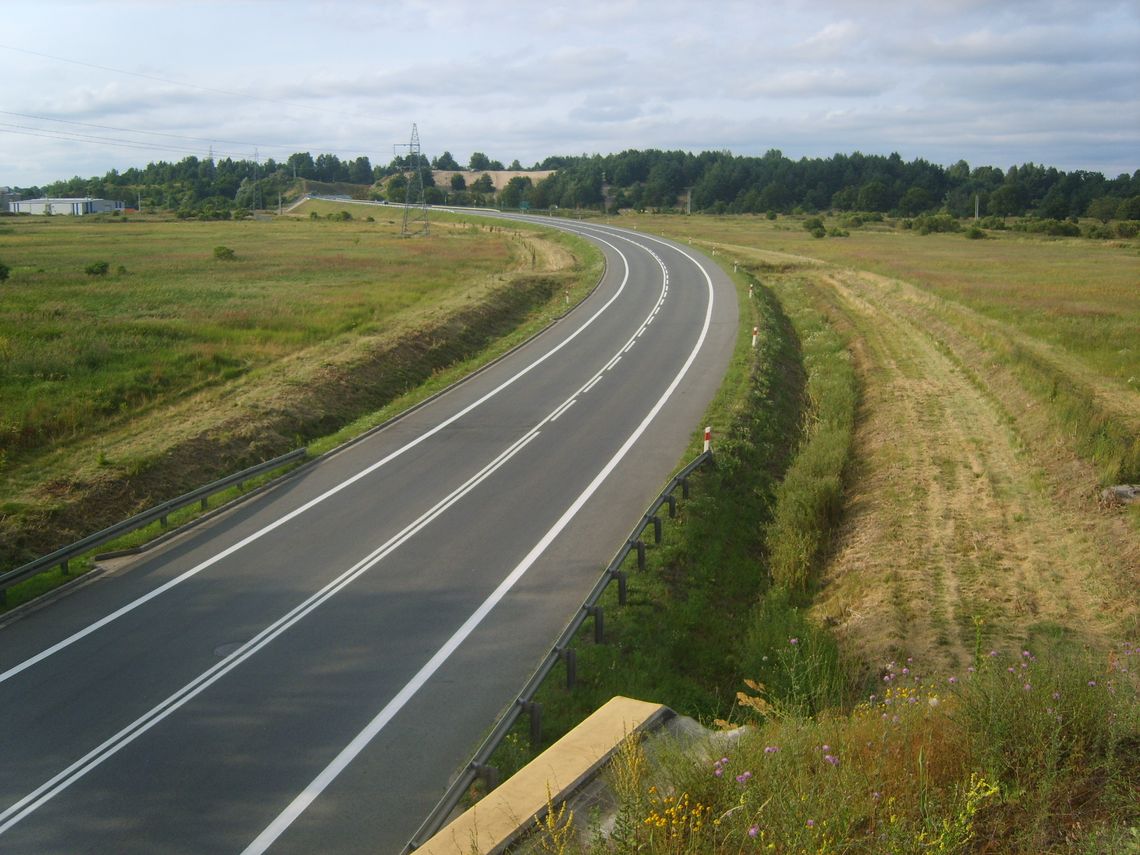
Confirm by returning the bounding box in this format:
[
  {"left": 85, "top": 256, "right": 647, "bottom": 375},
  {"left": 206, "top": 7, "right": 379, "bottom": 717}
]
[{"left": 11, "top": 197, "right": 125, "bottom": 216}]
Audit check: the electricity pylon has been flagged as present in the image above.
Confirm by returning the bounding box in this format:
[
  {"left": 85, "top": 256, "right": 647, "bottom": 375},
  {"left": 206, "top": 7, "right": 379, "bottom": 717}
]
[{"left": 395, "top": 124, "right": 429, "bottom": 237}]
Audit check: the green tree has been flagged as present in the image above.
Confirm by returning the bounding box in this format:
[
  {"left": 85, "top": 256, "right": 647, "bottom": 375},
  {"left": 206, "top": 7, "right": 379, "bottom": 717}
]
[
  {"left": 470, "top": 173, "right": 494, "bottom": 193},
  {"left": 898, "top": 186, "right": 933, "bottom": 216},
  {"left": 348, "top": 156, "right": 373, "bottom": 184},
  {"left": 499, "top": 176, "right": 533, "bottom": 208},
  {"left": 450, "top": 173, "right": 466, "bottom": 191},
  {"left": 432, "top": 151, "right": 461, "bottom": 170},
  {"left": 287, "top": 152, "right": 316, "bottom": 179},
  {"left": 468, "top": 152, "right": 491, "bottom": 171},
  {"left": 1117, "top": 196, "right": 1140, "bottom": 220},
  {"left": 1086, "top": 196, "right": 1118, "bottom": 223},
  {"left": 856, "top": 179, "right": 891, "bottom": 212}
]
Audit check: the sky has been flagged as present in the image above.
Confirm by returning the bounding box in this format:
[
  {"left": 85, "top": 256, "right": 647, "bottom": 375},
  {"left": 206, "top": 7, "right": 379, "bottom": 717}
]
[{"left": 2, "top": 0, "right": 1138, "bottom": 188}]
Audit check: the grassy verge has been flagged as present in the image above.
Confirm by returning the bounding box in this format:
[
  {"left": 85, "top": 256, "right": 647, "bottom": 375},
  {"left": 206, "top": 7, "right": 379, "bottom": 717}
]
[
  {"left": 529, "top": 641, "right": 1138, "bottom": 853},
  {"left": 499, "top": 235, "right": 1139, "bottom": 853},
  {"left": 1, "top": 209, "right": 602, "bottom": 605},
  {"left": 481, "top": 256, "right": 860, "bottom": 786}
]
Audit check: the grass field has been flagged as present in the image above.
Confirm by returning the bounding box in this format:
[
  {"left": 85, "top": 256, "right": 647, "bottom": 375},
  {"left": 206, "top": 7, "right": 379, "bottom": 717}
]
[
  {"left": 483, "top": 213, "right": 1138, "bottom": 853},
  {"left": 0, "top": 205, "right": 599, "bottom": 572},
  {"left": 629, "top": 213, "right": 1140, "bottom": 665}
]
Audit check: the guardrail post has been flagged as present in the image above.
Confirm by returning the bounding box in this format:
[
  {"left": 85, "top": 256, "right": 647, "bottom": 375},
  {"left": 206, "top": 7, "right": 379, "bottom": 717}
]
[
  {"left": 200, "top": 497, "right": 208, "bottom": 512},
  {"left": 473, "top": 763, "right": 500, "bottom": 793},
  {"left": 160, "top": 514, "right": 169, "bottom": 528},
  {"left": 613, "top": 570, "right": 627, "bottom": 605},
  {"left": 60, "top": 559, "right": 69, "bottom": 576},
  {"left": 562, "top": 648, "right": 577, "bottom": 689},
  {"left": 590, "top": 605, "right": 604, "bottom": 643},
  {"left": 633, "top": 539, "right": 646, "bottom": 571},
  {"left": 666, "top": 493, "right": 676, "bottom": 518},
  {"left": 681, "top": 477, "right": 690, "bottom": 499},
  {"left": 651, "top": 515, "right": 662, "bottom": 544},
  {"left": 524, "top": 701, "right": 542, "bottom": 747}
]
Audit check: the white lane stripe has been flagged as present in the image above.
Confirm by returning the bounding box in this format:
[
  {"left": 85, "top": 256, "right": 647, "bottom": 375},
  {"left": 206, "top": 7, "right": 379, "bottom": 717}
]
[
  {"left": 241, "top": 228, "right": 717, "bottom": 855},
  {"left": 549, "top": 400, "right": 576, "bottom": 422},
  {"left": 0, "top": 431, "right": 542, "bottom": 834},
  {"left": 0, "top": 228, "right": 675, "bottom": 835},
  {"left": 581, "top": 376, "right": 603, "bottom": 395},
  {"left": 0, "top": 236, "right": 637, "bottom": 687}
]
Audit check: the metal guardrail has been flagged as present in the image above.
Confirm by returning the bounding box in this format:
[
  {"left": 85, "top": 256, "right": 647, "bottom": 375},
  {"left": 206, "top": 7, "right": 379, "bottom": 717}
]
[
  {"left": 0, "top": 447, "right": 308, "bottom": 604},
  {"left": 404, "top": 449, "right": 713, "bottom": 852}
]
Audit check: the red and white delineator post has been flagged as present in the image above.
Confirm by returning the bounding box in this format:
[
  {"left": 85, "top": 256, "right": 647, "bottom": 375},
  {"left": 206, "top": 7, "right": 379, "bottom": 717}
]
[
  {"left": 703, "top": 426, "right": 712, "bottom": 453},
  {"left": 752, "top": 326, "right": 759, "bottom": 348}
]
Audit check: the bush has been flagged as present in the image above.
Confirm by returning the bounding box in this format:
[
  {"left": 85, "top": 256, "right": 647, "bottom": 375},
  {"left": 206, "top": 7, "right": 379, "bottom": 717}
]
[
  {"left": 978, "top": 215, "right": 1008, "bottom": 230},
  {"left": 810, "top": 226, "right": 826, "bottom": 239},
  {"left": 910, "top": 213, "right": 961, "bottom": 234},
  {"left": 1117, "top": 221, "right": 1139, "bottom": 238},
  {"left": 85, "top": 261, "right": 109, "bottom": 276},
  {"left": 1011, "top": 218, "right": 1080, "bottom": 237},
  {"left": 965, "top": 225, "right": 986, "bottom": 240},
  {"left": 213, "top": 245, "right": 236, "bottom": 261},
  {"left": 802, "top": 216, "right": 824, "bottom": 233},
  {"left": 0, "top": 261, "right": 9, "bottom": 282}
]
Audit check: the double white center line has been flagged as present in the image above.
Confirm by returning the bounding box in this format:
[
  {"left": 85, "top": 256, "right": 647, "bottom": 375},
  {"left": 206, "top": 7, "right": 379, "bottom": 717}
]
[{"left": 0, "top": 231, "right": 679, "bottom": 839}]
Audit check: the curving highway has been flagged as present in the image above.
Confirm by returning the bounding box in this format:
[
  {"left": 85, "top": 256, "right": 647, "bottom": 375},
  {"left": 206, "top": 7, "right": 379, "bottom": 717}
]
[{"left": 0, "top": 215, "right": 737, "bottom": 853}]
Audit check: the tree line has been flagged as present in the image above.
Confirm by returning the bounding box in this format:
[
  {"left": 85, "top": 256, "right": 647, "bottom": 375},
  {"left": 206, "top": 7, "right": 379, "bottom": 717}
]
[{"left": 11, "top": 147, "right": 1139, "bottom": 221}]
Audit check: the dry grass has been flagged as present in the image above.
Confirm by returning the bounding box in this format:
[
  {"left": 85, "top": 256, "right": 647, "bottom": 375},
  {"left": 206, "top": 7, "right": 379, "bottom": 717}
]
[{"left": 616, "top": 212, "right": 1139, "bottom": 671}]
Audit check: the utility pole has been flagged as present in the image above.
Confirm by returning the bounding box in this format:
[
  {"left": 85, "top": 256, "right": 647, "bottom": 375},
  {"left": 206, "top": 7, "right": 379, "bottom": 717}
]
[
  {"left": 394, "top": 123, "right": 429, "bottom": 237},
  {"left": 252, "top": 148, "right": 262, "bottom": 212}
]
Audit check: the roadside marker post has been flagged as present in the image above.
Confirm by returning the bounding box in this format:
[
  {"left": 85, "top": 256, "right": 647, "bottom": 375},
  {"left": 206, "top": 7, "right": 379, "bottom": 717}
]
[
  {"left": 703, "top": 426, "right": 712, "bottom": 454},
  {"left": 751, "top": 326, "right": 759, "bottom": 348}
]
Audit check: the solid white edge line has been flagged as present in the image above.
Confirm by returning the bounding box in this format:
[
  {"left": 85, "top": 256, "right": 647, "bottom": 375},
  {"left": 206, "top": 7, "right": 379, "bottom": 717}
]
[
  {"left": 0, "top": 431, "right": 544, "bottom": 833},
  {"left": 0, "top": 233, "right": 636, "bottom": 687},
  {"left": 241, "top": 231, "right": 717, "bottom": 855},
  {"left": 0, "top": 223, "right": 679, "bottom": 833}
]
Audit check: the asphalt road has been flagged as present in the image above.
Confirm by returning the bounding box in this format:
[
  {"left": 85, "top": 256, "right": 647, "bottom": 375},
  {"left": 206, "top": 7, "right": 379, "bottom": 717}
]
[{"left": 0, "top": 216, "right": 738, "bottom": 854}]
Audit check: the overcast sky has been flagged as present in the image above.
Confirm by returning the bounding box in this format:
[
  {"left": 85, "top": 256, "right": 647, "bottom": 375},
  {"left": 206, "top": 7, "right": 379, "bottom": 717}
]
[{"left": 2, "top": 0, "right": 1138, "bottom": 187}]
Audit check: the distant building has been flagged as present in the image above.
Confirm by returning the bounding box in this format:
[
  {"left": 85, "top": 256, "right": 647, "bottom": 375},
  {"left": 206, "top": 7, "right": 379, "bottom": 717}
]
[
  {"left": 0, "top": 188, "right": 18, "bottom": 212},
  {"left": 11, "top": 197, "right": 125, "bottom": 216}
]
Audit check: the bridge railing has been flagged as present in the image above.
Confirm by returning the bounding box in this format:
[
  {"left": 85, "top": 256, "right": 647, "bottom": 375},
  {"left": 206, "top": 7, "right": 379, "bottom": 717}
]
[{"left": 404, "top": 449, "right": 713, "bottom": 852}]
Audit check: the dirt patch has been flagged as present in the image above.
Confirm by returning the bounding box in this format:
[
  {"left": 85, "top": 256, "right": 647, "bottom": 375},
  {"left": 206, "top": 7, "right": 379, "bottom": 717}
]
[{"left": 805, "top": 269, "right": 1139, "bottom": 674}]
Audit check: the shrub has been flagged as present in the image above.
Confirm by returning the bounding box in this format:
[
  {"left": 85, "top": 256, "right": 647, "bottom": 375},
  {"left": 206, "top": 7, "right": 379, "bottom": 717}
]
[
  {"left": 84, "top": 261, "right": 109, "bottom": 276},
  {"left": 1117, "top": 221, "right": 1139, "bottom": 238},
  {"left": 802, "top": 216, "right": 824, "bottom": 233},
  {"left": 0, "top": 260, "right": 9, "bottom": 282},
  {"left": 1011, "top": 218, "right": 1080, "bottom": 237},
  {"left": 965, "top": 225, "right": 986, "bottom": 240},
  {"left": 977, "top": 215, "right": 1008, "bottom": 230},
  {"left": 213, "top": 245, "right": 236, "bottom": 261},
  {"left": 910, "top": 213, "right": 961, "bottom": 234},
  {"left": 766, "top": 210, "right": 778, "bottom": 220},
  {"left": 810, "top": 226, "right": 826, "bottom": 239}
]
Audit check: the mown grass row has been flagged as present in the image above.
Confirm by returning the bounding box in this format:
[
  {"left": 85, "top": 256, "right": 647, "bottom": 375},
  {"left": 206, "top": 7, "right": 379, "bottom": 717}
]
[
  {"left": 485, "top": 263, "right": 857, "bottom": 779},
  {"left": 494, "top": 257, "right": 1138, "bottom": 853}
]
